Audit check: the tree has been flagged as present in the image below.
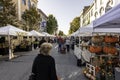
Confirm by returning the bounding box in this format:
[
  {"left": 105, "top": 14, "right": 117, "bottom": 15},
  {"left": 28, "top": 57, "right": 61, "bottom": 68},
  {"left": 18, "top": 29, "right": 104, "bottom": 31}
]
[
  {"left": 58, "top": 30, "right": 65, "bottom": 36},
  {"left": 46, "top": 14, "right": 58, "bottom": 34},
  {"left": 0, "top": 0, "right": 16, "bottom": 27},
  {"left": 22, "top": 7, "right": 41, "bottom": 31},
  {"left": 69, "top": 17, "right": 80, "bottom": 34}
]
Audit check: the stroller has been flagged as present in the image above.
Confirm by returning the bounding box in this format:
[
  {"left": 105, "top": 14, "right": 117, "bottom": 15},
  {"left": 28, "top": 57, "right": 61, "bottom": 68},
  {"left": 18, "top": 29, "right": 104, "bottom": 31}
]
[{"left": 60, "top": 44, "right": 66, "bottom": 54}]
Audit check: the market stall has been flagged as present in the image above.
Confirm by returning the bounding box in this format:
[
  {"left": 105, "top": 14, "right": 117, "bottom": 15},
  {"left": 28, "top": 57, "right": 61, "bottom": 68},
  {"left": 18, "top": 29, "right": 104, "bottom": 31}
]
[
  {"left": 74, "top": 22, "right": 94, "bottom": 67},
  {"left": 0, "top": 25, "right": 27, "bottom": 59},
  {"left": 16, "top": 32, "right": 33, "bottom": 51},
  {"left": 30, "top": 30, "right": 45, "bottom": 50},
  {"left": 41, "top": 32, "right": 55, "bottom": 43},
  {"left": 83, "top": 3, "right": 120, "bottom": 80}
]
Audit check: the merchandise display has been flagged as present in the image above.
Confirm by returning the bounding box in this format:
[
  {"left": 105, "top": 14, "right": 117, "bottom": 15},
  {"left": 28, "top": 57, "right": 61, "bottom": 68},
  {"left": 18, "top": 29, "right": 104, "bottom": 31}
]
[{"left": 83, "top": 34, "right": 120, "bottom": 80}]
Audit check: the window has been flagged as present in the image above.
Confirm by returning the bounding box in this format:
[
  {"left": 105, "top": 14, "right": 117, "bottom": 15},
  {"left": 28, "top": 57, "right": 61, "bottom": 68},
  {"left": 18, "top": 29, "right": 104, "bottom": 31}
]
[
  {"left": 28, "top": 0, "right": 31, "bottom": 9},
  {"left": 0, "top": 6, "right": 3, "bottom": 11},
  {"left": 109, "top": 0, "right": 113, "bottom": 5},
  {"left": 94, "top": 12, "right": 98, "bottom": 19},
  {"left": 22, "top": 0, "right": 26, "bottom": 5},
  {"left": 95, "top": 0, "right": 97, "bottom": 9},
  {"left": 105, "top": 2, "right": 112, "bottom": 12},
  {"left": 100, "top": 7, "right": 104, "bottom": 16},
  {"left": 100, "top": 0, "right": 103, "bottom": 5},
  {"left": 0, "top": 2, "right": 3, "bottom": 11},
  {"left": 91, "top": 9, "right": 93, "bottom": 16}
]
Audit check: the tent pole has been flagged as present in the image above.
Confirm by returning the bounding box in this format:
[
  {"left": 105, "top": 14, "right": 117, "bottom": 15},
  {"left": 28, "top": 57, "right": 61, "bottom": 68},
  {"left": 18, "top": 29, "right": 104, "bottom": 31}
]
[
  {"left": 32, "top": 36, "right": 34, "bottom": 51},
  {"left": 8, "top": 35, "right": 12, "bottom": 60},
  {"left": 8, "top": 35, "right": 14, "bottom": 60}
]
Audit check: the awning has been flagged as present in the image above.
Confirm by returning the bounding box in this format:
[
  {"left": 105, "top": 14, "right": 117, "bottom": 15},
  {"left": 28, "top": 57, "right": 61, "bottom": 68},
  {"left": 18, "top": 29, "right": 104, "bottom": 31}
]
[
  {"left": 78, "top": 22, "right": 93, "bottom": 36},
  {"left": 93, "top": 3, "right": 120, "bottom": 32}
]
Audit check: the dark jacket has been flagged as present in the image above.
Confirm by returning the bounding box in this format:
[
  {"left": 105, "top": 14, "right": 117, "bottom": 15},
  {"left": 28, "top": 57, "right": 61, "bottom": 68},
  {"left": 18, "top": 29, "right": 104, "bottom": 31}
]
[
  {"left": 32, "top": 54, "right": 58, "bottom": 80},
  {"left": 39, "top": 39, "right": 46, "bottom": 48}
]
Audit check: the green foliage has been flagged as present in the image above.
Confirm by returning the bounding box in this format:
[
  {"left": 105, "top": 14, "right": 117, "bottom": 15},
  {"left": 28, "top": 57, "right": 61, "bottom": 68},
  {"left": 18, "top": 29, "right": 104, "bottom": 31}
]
[
  {"left": 46, "top": 14, "right": 58, "bottom": 34},
  {"left": 58, "top": 30, "right": 64, "bottom": 36},
  {"left": 22, "top": 7, "right": 41, "bottom": 31},
  {"left": 69, "top": 16, "right": 80, "bottom": 34},
  {"left": 0, "top": 0, "right": 16, "bottom": 27}
]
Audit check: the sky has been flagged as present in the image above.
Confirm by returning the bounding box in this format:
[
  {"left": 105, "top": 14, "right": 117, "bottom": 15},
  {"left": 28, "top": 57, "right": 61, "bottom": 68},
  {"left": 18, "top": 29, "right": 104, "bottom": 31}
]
[{"left": 37, "top": 0, "right": 93, "bottom": 35}]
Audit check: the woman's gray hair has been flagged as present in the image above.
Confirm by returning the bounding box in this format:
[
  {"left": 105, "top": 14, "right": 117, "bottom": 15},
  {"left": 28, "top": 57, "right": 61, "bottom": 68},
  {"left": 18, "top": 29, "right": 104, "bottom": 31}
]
[{"left": 39, "top": 42, "right": 53, "bottom": 55}]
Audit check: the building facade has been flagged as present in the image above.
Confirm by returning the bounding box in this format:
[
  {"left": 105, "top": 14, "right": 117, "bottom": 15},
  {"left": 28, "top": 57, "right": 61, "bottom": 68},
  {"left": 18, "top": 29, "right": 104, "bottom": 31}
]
[
  {"left": 37, "top": 9, "right": 48, "bottom": 32},
  {"left": 12, "top": 0, "right": 38, "bottom": 20},
  {"left": 12, "top": 0, "right": 48, "bottom": 32},
  {"left": 80, "top": 0, "right": 120, "bottom": 27}
]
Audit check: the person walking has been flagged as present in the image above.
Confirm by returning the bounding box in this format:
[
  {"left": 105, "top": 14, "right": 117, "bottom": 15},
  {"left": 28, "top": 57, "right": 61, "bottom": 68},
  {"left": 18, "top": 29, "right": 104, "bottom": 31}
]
[
  {"left": 70, "top": 36, "right": 75, "bottom": 50},
  {"left": 30, "top": 42, "right": 59, "bottom": 80},
  {"left": 65, "top": 37, "right": 70, "bottom": 52},
  {"left": 33, "top": 38, "right": 39, "bottom": 49},
  {"left": 57, "top": 36, "right": 62, "bottom": 52},
  {"left": 39, "top": 37, "right": 46, "bottom": 48}
]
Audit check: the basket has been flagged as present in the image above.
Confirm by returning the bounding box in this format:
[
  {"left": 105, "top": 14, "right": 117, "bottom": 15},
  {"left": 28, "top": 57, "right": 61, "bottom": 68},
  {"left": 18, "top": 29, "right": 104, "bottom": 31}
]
[
  {"left": 91, "top": 36, "right": 104, "bottom": 43},
  {"left": 103, "top": 46, "right": 117, "bottom": 54},
  {"left": 89, "top": 46, "right": 102, "bottom": 53},
  {"left": 104, "top": 36, "right": 118, "bottom": 43}
]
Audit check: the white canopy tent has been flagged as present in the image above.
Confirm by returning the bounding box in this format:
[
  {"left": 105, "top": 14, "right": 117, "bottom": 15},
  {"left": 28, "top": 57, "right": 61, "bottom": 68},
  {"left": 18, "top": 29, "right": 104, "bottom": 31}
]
[
  {"left": 93, "top": 3, "right": 120, "bottom": 33},
  {"left": 26, "top": 32, "right": 32, "bottom": 36},
  {"left": 41, "top": 32, "right": 54, "bottom": 37},
  {"left": 78, "top": 22, "right": 94, "bottom": 36},
  {"left": 69, "top": 23, "right": 93, "bottom": 37},
  {"left": 0, "top": 25, "right": 27, "bottom": 59},
  {"left": 30, "top": 30, "right": 44, "bottom": 37},
  {"left": 0, "top": 25, "right": 27, "bottom": 36},
  {"left": 70, "top": 30, "right": 80, "bottom": 37},
  {"left": 73, "top": 23, "right": 94, "bottom": 62},
  {"left": 93, "top": 28, "right": 120, "bottom": 33}
]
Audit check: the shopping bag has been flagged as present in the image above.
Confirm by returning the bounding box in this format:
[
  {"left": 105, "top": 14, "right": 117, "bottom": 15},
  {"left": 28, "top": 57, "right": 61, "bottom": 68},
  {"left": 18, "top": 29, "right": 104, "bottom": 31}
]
[{"left": 28, "top": 73, "right": 36, "bottom": 80}]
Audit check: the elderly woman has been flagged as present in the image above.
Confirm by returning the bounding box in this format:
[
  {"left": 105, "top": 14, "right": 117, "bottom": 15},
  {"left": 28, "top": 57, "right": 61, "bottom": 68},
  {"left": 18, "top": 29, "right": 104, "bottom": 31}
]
[{"left": 31, "top": 42, "right": 58, "bottom": 80}]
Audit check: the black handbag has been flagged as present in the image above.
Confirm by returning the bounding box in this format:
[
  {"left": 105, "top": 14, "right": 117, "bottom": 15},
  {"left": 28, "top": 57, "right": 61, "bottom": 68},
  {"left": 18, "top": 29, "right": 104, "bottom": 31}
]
[{"left": 29, "top": 73, "right": 36, "bottom": 80}]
